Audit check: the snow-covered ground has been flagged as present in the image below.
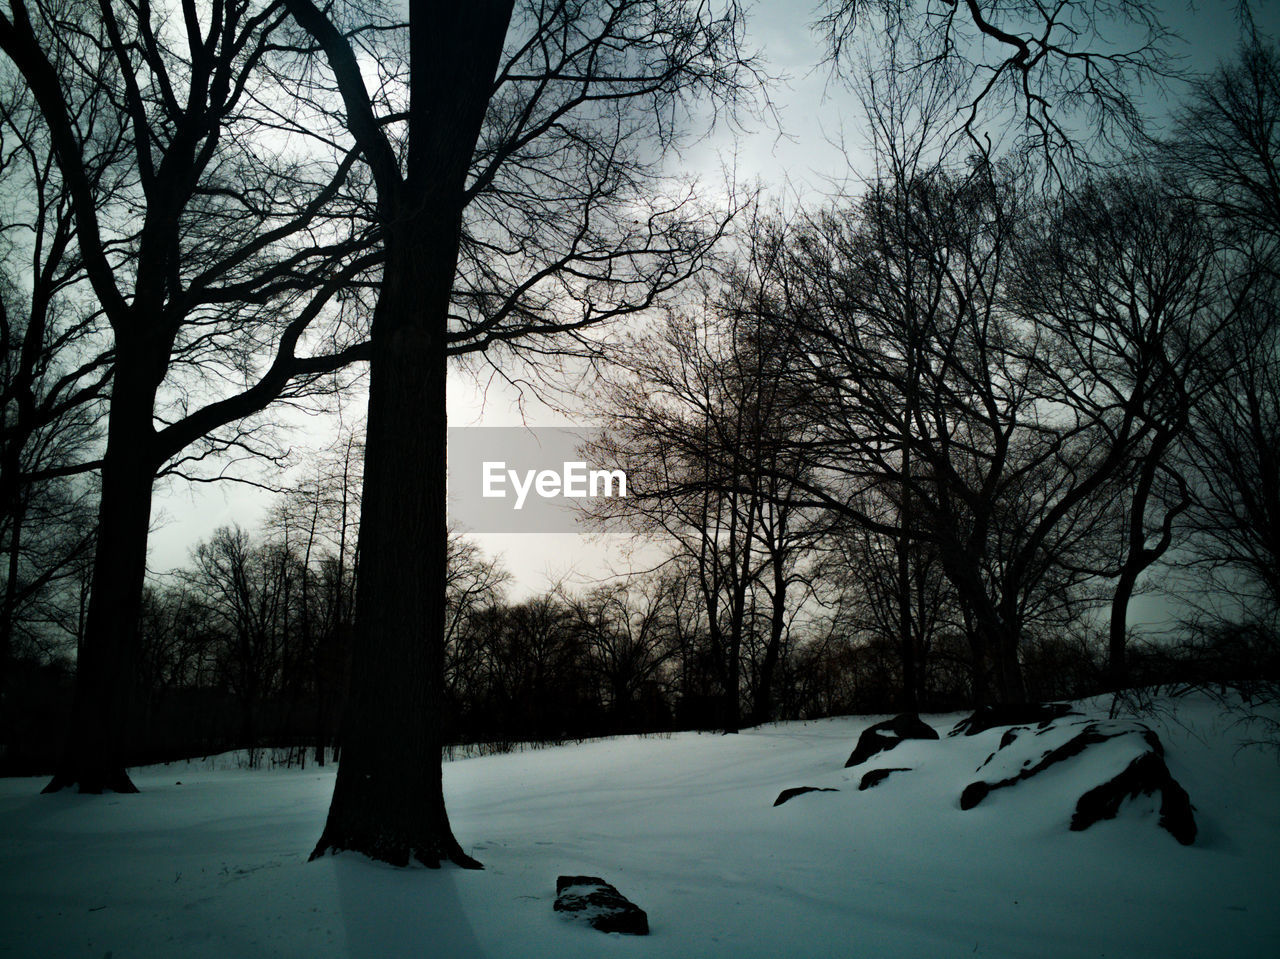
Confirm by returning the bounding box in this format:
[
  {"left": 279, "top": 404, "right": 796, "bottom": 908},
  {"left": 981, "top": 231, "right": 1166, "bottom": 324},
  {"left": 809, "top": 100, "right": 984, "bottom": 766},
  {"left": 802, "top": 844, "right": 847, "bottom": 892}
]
[{"left": 1, "top": 695, "right": 1277, "bottom": 958}]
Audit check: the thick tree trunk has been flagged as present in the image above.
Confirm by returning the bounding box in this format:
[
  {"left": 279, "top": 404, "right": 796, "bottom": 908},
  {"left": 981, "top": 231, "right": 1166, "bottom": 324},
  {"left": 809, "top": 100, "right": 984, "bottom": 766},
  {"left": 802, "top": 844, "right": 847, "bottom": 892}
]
[
  {"left": 302, "top": 0, "right": 512, "bottom": 866},
  {"left": 0, "top": 468, "right": 20, "bottom": 750},
  {"left": 44, "top": 373, "right": 157, "bottom": 793},
  {"left": 941, "top": 541, "right": 1026, "bottom": 705},
  {"left": 960, "top": 603, "right": 988, "bottom": 709},
  {"left": 310, "top": 230, "right": 477, "bottom": 867},
  {"left": 0, "top": 470, "right": 22, "bottom": 695},
  {"left": 1108, "top": 572, "right": 1136, "bottom": 693},
  {"left": 750, "top": 559, "right": 788, "bottom": 726},
  {"left": 1108, "top": 447, "right": 1185, "bottom": 694},
  {"left": 896, "top": 532, "right": 918, "bottom": 714},
  {"left": 991, "top": 616, "right": 1027, "bottom": 705},
  {"left": 962, "top": 598, "right": 1025, "bottom": 705}
]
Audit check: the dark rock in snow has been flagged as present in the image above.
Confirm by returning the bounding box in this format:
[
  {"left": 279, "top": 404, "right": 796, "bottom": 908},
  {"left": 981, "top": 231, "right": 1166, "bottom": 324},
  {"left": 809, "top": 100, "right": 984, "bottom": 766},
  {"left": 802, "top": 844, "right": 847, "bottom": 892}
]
[
  {"left": 959, "top": 719, "right": 1196, "bottom": 844},
  {"left": 959, "top": 780, "right": 990, "bottom": 810},
  {"left": 845, "top": 728, "right": 900, "bottom": 767},
  {"left": 949, "top": 702, "right": 1078, "bottom": 737},
  {"left": 554, "top": 876, "right": 649, "bottom": 935},
  {"left": 884, "top": 714, "right": 941, "bottom": 740},
  {"left": 773, "top": 786, "right": 839, "bottom": 806},
  {"left": 845, "top": 713, "right": 939, "bottom": 767},
  {"left": 1072, "top": 751, "right": 1197, "bottom": 845},
  {"left": 858, "top": 767, "right": 911, "bottom": 791}
]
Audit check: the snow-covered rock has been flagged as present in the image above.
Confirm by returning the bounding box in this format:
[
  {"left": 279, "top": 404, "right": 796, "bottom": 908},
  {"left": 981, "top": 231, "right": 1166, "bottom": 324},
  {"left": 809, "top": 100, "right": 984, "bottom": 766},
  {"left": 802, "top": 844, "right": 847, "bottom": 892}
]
[
  {"left": 959, "top": 718, "right": 1197, "bottom": 844},
  {"left": 858, "top": 767, "right": 911, "bottom": 791}
]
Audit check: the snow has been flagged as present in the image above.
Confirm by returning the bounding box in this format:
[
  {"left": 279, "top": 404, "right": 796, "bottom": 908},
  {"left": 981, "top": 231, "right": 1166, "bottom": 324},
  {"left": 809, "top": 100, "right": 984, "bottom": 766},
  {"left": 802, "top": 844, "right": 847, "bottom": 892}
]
[
  {"left": 1, "top": 695, "right": 1277, "bottom": 958},
  {"left": 968, "top": 719, "right": 1155, "bottom": 790}
]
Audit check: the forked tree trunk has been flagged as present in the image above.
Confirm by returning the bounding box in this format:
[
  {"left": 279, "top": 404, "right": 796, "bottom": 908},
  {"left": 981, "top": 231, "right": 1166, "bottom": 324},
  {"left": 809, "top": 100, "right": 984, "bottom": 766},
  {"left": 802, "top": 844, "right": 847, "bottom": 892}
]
[
  {"left": 1108, "top": 443, "right": 1187, "bottom": 694},
  {"left": 44, "top": 371, "right": 158, "bottom": 793},
  {"left": 942, "top": 544, "right": 1027, "bottom": 706}
]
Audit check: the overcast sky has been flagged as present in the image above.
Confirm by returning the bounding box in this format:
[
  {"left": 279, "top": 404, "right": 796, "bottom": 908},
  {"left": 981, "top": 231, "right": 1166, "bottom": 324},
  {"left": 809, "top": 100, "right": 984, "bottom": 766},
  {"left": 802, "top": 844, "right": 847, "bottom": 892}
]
[{"left": 147, "top": 0, "right": 1276, "bottom": 609}]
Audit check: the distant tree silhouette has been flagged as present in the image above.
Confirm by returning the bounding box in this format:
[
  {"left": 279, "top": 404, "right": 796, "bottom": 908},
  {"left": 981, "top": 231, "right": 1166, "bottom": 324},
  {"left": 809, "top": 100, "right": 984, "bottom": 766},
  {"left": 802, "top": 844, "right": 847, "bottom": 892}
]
[{"left": 1010, "top": 176, "right": 1228, "bottom": 691}]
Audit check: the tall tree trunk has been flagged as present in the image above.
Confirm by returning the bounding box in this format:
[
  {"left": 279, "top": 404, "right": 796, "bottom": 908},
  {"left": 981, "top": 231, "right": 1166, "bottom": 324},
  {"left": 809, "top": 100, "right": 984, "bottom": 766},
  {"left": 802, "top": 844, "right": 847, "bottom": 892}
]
[
  {"left": 897, "top": 479, "right": 918, "bottom": 713},
  {"left": 723, "top": 528, "right": 752, "bottom": 735},
  {"left": 0, "top": 464, "right": 21, "bottom": 750},
  {"left": 991, "top": 608, "right": 1027, "bottom": 705},
  {"left": 297, "top": 0, "right": 510, "bottom": 866},
  {"left": 1108, "top": 444, "right": 1187, "bottom": 694},
  {"left": 1107, "top": 573, "right": 1135, "bottom": 693},
  {"left": 44, "top": 371, "right": 157, "bottom": 793},
  {"left": 961, "top": 603, "right": 987, "bottom": 709},
  {"left": 750, "top": 556, "right": 788, "bottom": 726},
  {"left": 0, "top": 469, "right": 22, "bottom": 696},
  {"left": 310, "top": 226, "right": 477, "bottom": 867}
]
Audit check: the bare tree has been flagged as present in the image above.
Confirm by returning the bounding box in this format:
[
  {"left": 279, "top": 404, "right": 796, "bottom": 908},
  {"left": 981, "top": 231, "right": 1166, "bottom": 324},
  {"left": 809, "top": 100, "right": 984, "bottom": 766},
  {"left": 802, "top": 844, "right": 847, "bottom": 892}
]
[
  {"left": 1165, "top": 41, "right": 1280, "bottom": 623},
  {"left": 816, "top": 0, "right": 1174, "bottom": 173},
  {"left": 592, "top": 281, "right": 819, "bottom": 731},
  {"left": 820, "top": 511, "right": 958, "bottom": 709},
  {"left": 773, "top": 161, "right": 1147, "bottom": 705},
  {"left": 184, "top": 525, "right": 295, "bottom": 761},
  {"left": 1166, "top": 40, "right": 1280, "bottom": 249},
  {"left": 284, "top": 0, "right": 758, "bottom": 865},
  {"left": 269, "top": 422, "right": 363, "bottom": 762},
  {"left": 0, "top": 54, "right": 110, "bottom": 693},
  {"left": 1010, "top": 175, "right": 1229, "bottom": 690},
  {"left": 0, "top": 0, "right": 378, "bottom": 793},
  {"left": 562, "top": 578, "right": 678, "bottom": 732}
]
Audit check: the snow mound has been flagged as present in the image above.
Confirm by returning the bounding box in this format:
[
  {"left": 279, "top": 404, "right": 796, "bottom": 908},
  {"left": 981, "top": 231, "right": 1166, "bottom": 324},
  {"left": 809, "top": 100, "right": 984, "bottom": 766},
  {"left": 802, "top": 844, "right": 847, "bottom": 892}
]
[{"left": 960, "top": 719, "right": 1197, "bottom": 843}]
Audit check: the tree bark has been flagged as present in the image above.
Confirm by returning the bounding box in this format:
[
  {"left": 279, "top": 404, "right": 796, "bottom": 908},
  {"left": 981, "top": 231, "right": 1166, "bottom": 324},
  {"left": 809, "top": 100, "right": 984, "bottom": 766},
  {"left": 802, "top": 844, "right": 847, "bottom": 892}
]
[
  {"left": 43, "top": 368, "right": 158, "bottom": 793},
  {"left": 1108, "top": 448, "right": 1188, "bottom": 693},
  {"left": 990, "top": 599, "right": 1028, "bottom": 704},
  {"left": 750, "top": 552, "right": 788, "bottom": 726},
  {"left": 307, "top": 0, "right": 513, "bottom": 866},
  {"left": 310, "top": 240, "right": 471, "bottom": 864},
  {"left": 0, "top": 450, "right": 22, "bottom": 693},
  {"left": 1107, "top": 572, "right": 1135, "bottom": 693}
]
